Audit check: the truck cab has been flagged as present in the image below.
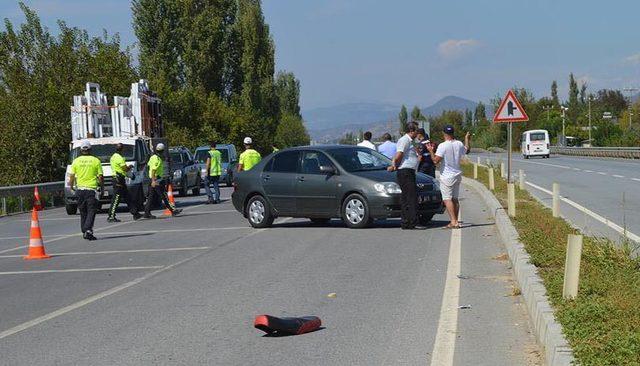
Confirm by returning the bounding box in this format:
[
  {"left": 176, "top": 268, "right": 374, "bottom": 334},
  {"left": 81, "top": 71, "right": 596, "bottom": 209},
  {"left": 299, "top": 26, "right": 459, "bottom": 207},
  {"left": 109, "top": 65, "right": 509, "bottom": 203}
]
[{"left": 64, "top": 136, "right": 154, "bottom": 215}]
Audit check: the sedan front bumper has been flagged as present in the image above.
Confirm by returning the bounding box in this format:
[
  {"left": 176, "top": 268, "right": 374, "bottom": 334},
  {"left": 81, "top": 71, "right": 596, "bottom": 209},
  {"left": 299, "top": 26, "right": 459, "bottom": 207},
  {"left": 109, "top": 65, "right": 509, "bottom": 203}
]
[{"left": 368, "top": 192, "right": 444, "bottom": 218}]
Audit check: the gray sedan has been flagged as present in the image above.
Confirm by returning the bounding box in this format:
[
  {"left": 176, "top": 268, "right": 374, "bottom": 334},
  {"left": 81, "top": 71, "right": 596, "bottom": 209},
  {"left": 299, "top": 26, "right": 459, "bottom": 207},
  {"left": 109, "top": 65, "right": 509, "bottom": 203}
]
[{"left": 232, "top": 145, "right": 444, "bottom": 228}]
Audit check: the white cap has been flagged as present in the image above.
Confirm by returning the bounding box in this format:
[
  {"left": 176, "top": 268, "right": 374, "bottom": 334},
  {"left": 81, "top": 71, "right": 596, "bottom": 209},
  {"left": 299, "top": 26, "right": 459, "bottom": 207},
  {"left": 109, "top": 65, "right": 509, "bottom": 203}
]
[
  {"left": 156, "top": 143, "right": 165, "bottom": 151},
  {"left": 243, "top": 137, "right": 253, "bottom": 145},
  {"left": 80, "top": 140, "right": 91, "bottom": 151}
]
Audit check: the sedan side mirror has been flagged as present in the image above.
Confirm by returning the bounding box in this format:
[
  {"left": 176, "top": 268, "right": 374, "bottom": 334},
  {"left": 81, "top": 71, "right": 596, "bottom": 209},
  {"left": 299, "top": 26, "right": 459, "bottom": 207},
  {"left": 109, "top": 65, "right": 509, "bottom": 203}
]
[{"left": 319, "top": 165, "right": 336, "bottom": 175}]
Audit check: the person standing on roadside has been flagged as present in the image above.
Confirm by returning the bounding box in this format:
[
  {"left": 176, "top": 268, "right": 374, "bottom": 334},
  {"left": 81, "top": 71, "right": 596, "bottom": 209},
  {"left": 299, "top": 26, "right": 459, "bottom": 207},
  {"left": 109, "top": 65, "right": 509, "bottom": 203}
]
[
  {"left": 426, "top": 125, "right": 470, "bottom": 229},
  {"left": 357, "top": 131, "right": 376, "bottom": 150},
  {"left": 417, "top": 128, "right": 436, "bottom": 178},
  {"left": 237, "top": 137, "right": 262, "bottom": 172},
  {"left": 377, "top": 133, "right": 397, "bottom": 159},
  {"left": 387, "top": 122, "right": 421, "bottom": 230},
  {"left": 68, "top": 140, "right": 103, "bottom": 241},
  {"left": 143, "top": 143, "right": 182, "bottom": 219},
  {"left": 107, "top": 143, "right": 142, "bottom": 222},
  {"left": 205, "top": 141, "right": 222, "bottom": 204}
]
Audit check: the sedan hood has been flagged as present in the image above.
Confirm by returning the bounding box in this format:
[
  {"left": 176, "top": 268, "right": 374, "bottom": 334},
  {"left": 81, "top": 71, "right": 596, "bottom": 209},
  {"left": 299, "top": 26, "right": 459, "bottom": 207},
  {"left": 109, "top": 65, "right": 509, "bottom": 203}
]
[{"left": 350, "top": 169, "right": 436, "bottom": 184}]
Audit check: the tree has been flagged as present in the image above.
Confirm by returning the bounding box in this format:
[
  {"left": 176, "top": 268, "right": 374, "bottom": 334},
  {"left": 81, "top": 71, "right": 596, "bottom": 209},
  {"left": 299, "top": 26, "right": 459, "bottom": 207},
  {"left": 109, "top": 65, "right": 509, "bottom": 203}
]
[
  {"left": 398, "top": 105, "right": 408, "bottom": 134},
  {"left": 274, "top": 113, "right": 310, "bottom": 148},
  {"left": 464, "top": 109, "right": 473, "bottom": 126},
  {"left": 275, "top": 71, "right": 301, "bottom": 117},
  {"left": 551, "top": 80, "right": 559, "bottom": 106},
  {"left": 474, "top": 101, "right": 487, "bottom": 123},
  {"left": 568, "top": 73, "right": 580, "bottom": 123},
  {"left": 411, "top": 105, "right": 423, "bottom": 121}
]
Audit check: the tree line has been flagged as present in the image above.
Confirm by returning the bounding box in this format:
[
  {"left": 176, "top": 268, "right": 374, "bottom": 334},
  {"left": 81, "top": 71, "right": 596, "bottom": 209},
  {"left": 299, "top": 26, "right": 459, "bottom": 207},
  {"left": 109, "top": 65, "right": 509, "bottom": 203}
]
[{"left": 0, "top": 1, "right": 309, "bottom": 186}]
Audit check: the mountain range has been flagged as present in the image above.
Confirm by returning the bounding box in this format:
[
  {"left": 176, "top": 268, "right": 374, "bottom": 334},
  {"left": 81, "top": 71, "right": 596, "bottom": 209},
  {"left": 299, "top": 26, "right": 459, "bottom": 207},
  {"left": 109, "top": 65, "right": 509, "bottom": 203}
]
[{"left": 303, "top": 96, "right": 490, "bottom": 141}]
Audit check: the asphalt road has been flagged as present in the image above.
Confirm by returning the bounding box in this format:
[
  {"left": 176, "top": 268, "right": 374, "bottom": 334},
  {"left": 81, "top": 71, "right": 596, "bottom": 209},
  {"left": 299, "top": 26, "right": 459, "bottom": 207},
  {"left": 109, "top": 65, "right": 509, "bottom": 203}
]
[
  {"left": 0, "top": 186, "right": 540, "bottom": 365},
  {"left": 473, "top": 152, "right": 640, "bottom": 246}
]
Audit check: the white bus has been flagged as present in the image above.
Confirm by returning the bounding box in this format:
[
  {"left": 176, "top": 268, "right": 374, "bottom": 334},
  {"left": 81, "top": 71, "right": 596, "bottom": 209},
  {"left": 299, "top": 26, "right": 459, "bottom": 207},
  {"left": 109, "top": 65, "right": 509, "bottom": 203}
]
[{"left": 521, "top": 129, "right": 550, "bottom": 159}]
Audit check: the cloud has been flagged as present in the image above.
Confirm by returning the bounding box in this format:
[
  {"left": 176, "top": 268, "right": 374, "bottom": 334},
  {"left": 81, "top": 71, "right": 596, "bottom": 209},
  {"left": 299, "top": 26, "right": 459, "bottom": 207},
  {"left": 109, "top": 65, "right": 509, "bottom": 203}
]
[
  {"left": 623, "top": 53, "right": 640, "bottom": 65},
  {"left": 437, "top": 39, "right": 481, "bottom": 59}
]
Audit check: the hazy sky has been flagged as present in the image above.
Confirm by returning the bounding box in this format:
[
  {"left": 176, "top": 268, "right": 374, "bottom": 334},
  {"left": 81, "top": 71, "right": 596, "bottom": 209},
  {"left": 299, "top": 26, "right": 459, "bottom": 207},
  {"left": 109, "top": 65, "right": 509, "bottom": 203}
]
[{"left": 3, "top": 0, "right": 640, "bottom": 110}]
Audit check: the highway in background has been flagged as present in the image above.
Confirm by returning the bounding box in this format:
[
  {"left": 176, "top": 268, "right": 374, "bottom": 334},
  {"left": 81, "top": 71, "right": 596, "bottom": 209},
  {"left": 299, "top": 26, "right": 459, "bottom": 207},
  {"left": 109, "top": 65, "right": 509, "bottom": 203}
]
[
  {"left": 473, "top": 152, "right": 640, "bottom": 247},
  {"left": 0, "top": 187, "right": 540, "bottom": 365}
]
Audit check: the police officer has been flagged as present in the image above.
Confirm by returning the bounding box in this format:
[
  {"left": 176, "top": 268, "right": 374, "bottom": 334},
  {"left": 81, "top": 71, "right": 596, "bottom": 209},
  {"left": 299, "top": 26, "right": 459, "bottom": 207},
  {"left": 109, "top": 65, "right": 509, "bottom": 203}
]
[
  {"left": 107, "top": 143, "right": 142, "bottom": 222},
  {"left": 237, "top": 137, "right": 262, "bottom": 172},
  {"left": 205, "top": 141, "right": 222, "bottom": 204},
  {"left": 68, "top": 140, "right": 103, "bottom": 241},
  {"left": 143, "top": 143, "right": 183, "bottom": 218}
]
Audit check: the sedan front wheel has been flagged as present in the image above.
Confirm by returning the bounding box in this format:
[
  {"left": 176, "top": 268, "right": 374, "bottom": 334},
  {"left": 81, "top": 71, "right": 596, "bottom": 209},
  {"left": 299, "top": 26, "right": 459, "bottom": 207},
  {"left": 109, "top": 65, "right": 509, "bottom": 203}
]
[
  {"left": 246, "top": 195, "right": 274, "bottom": 228},
  {"left": 342, "top": 193, "right": 371, "bottom": 229}
]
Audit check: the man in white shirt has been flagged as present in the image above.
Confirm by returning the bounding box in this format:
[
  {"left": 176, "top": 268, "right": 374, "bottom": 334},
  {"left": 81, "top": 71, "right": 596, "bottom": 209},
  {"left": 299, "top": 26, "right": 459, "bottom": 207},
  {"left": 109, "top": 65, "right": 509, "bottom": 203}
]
[
  {"left": 388, "top": 122, "right": 421, "bottom": 229},
  {"left": 357, "top": 131, "right": 376, "bottom": 150},
  {"left": 427, "top": 125, "right": 470, "bottom": 229},
  {"left": 377, "top": 133, "right": 396, "bottom": 159}
]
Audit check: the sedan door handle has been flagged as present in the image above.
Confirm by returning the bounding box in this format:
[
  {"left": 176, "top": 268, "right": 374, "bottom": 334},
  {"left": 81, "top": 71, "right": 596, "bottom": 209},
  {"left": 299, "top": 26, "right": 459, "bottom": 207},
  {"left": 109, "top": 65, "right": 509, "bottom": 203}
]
[
  {"left": 298, "top": 176, "right": 305, "bottom": 182},
  {"left": 263, "top": 175, "right": 271, "bottom": 181}
]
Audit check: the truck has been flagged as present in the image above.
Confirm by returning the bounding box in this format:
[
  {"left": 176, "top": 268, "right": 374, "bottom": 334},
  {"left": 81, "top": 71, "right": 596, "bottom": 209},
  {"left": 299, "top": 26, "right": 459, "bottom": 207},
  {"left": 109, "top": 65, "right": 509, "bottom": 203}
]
[{"left": 64, "top": 80, "right": 166, "bottom": 215}]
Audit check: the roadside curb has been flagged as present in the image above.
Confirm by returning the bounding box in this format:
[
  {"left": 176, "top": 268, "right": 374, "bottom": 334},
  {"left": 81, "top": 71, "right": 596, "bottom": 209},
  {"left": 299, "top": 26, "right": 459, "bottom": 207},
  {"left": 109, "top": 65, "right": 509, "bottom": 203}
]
[{"left": 462, "top": 177, "right": 575, "bottom": 366}]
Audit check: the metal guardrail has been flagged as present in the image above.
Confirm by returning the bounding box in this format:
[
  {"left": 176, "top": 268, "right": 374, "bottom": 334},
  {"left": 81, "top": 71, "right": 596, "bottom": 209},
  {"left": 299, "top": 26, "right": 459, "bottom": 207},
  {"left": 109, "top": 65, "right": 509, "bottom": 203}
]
[
  {"left": 550, "top": 146, "right": 640, "bottom": 159},
  {"left": 0, "top": 181, "right": 65, "bottom": 215}
]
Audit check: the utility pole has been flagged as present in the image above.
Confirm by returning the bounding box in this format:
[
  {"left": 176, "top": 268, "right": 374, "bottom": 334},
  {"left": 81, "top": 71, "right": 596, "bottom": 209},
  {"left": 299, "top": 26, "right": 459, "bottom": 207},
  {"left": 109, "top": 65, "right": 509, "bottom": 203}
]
[
  {"left": 543, "top": 105, "right": 552, "bottom": 123},
  {"left": 623, "top": 87, "right": 638, "bottom": 127},
  {"left": 587, "top": 95, "right": 593, "bottom": 145},
  {"left": 561, "top": 106, "right": 569, "bottom": 146}
]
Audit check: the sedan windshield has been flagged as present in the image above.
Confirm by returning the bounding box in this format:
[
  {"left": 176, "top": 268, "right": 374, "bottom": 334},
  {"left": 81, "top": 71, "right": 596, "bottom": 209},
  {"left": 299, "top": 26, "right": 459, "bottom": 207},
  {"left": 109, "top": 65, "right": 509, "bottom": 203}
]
[{"left": 327, "top": 147, "right": 391, "bottom": 172}]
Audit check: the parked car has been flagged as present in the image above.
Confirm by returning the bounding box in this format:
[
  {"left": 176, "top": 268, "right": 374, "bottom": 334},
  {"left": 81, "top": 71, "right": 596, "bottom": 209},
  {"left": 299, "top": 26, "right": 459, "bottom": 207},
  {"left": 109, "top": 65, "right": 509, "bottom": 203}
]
[
  {"left": 194, "top": 144, "right": 238, "bottom": 187},
  {"left": 168, "top": 147, "right": 201, "bottom": 196},
  {"left": 232, "top": 145, "right": 444, "bottom": 229}
]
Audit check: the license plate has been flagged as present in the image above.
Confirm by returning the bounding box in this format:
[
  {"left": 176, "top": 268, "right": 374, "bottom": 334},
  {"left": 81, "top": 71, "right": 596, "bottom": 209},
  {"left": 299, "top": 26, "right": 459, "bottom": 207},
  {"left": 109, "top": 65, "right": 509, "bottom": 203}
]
[{"left": 419, "top": 195, "right": 430, "bottom": 203}]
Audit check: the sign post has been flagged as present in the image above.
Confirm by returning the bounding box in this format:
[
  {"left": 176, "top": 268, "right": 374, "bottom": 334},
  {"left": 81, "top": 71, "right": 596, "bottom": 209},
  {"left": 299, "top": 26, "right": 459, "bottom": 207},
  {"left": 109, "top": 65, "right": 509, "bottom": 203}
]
[{"left": 493, "top": 89, "right": 529, "bottom": 183}]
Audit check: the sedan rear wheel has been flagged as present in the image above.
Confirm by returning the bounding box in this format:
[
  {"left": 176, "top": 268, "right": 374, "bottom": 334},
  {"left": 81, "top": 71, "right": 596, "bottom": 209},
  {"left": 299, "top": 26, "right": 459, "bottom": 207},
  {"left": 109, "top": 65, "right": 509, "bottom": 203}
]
[
  {"left": 246, "top": 195, "right": 274, "bottom": 228},
  {"left": 342, "top": 193, "right": 371, "bottom": 229}
]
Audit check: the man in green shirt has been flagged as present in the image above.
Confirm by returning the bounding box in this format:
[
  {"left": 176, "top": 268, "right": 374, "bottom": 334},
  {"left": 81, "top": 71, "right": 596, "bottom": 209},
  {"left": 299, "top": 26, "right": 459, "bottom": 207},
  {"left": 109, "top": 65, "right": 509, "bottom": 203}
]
[
  {"left": 238, "top": 137, "right": 262, "bottom": 172},
  {"left": 68, "top": 140, "right": 103, "bottom": 241},
  {"left": 143, "top": 143, "right": 182, "bottom": 218},
  {"left": 205, "top": 141, "right": 222, "bottom": 204},
  {"left": 107, "top": 143, "right": 142, "bottom": 222}
]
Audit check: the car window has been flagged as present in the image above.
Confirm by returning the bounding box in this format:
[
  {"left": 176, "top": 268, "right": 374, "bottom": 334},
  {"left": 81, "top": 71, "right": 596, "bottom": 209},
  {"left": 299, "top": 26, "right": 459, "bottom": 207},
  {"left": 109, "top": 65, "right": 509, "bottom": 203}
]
[
  {"left": 266, "top": 151, "right": 299, "bottom": 173},
  {"left": 182, "top": 152, "right": 190, "bottom": 162},
  {"left": 530, "top": 133, "right": 546, "bottom": 141},
  {"left": 302, "top": 151, "right": 334, "bottom": 174},
  {"left": 170, "top": 152, "right": 182, "bottom": 163},
  {"left": 327, "top": 147, "right": 390, "bottom": 172}
]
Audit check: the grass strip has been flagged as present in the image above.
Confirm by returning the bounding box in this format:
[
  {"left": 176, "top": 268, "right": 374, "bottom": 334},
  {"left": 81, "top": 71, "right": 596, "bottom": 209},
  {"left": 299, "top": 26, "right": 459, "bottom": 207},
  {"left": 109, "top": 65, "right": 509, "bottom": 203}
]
[{"left": 463, "top": 163, "right": 640, "bottom": 366}]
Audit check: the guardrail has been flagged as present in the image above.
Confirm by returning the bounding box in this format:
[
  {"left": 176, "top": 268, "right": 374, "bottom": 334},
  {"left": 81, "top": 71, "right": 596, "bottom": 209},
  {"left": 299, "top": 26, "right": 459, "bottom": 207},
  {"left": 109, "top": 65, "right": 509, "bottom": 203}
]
[
  {"left": 550, "top": 146, "right": 640, "bottom": 159},
  {"left": 0, "top": 181, "right": 65, "bottom": 216}
]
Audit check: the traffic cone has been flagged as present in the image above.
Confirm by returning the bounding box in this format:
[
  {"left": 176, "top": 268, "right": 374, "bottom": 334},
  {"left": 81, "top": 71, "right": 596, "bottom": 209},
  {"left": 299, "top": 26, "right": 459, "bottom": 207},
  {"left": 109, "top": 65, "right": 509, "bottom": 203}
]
[
  {"left": 24, "top": 208, "right": 51, "bottom": 260},
  {"left": 163, "top": 184, "right": 176, "bottom": 216},
  {"left": 33, "top": 186, "right": 43, "bottom": 211}
]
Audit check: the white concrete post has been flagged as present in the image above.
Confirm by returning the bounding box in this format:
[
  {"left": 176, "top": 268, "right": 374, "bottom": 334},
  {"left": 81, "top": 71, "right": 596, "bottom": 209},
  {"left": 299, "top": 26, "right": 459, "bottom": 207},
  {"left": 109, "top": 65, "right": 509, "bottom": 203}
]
[
  {"left": 488, "top": 168, "right": 495, "bottom": 191},
  {"left": 552, "top": 183, "right": 560, "bottom": 218},
  {"left": 563, "top": 234, "right": 583, "bottom": 300},
  {"left": 476, "top": 156, "right": 481, "bottom": 165},
  {"left": 500, "top": 162, "right": 506, "bottom": 179},
  {"left": 518, "top": 169, "right": 525, "bottom": 190},
  {"left": 508, "top": 183, "right": 516, "bottom": 217},
  {"left": 473, "top": 163, "right": 478, "bottom": 179}
]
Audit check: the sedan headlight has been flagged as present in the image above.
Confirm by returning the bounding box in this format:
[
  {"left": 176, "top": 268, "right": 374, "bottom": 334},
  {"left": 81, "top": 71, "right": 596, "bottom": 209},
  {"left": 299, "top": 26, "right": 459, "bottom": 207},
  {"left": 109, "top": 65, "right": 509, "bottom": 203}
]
[
  {"left": 374, "top": 182, "right": 402, "bottom": 194},
  {"left": 173, "top": 170, "right": 182, "bottom": 179}
]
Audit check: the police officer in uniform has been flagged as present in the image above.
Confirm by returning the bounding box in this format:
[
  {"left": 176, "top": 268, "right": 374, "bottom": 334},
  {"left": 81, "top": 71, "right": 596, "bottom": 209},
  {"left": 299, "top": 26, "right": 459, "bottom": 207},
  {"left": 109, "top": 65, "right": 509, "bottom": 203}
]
[
  {"left": 107, "top": 143, "right": 142, "bottom": 222},
  {"left": 68, "top": 140, "right": 103, "bottom": 240},
  {"left": 237, "top": 137, "right": 262, "bottom": 172},
  {"left": 143, "top": 143, "right": 182, "bottom": 218},
  {"left": 205, "top": 141, "right": 222, "bottom": 204}
]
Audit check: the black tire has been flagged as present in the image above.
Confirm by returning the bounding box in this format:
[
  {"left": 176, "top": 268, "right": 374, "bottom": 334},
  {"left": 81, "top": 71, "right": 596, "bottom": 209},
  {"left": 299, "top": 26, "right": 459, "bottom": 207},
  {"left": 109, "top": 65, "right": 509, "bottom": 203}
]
[
  {"left": 246, "top": 195, "right": 274, "bottom": 228},
  {"left": 65, "top": 203, "right": 77, "bottom": 215},
  {"left": 341, "top": 193, "right": 371, "bottom": 229},
  {"left": 226, "top": 173, "right": 233, "bottom": 187},
  {"left": 309, "top": 218, "right": 330, "bottom": 225},
  {"left": 192, "top": 177, "right": 200, "bottom": 196},
  {"left": 179, "top": 178, "right": 188, "bottom": 197},
  {"left": 418, "top": 213, "right": 434, "bottom": 226}
]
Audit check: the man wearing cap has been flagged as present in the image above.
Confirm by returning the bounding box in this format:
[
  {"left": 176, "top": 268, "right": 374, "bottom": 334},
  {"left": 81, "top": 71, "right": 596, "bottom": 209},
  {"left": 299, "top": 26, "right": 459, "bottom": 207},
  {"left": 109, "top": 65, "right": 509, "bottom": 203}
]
[
  {"left": 237, "top": 137, "right": 262, "bottom": 172},
  {"left": 143, "top": 143, "right": 182, "bottom": 218},
  {"left": 107, "top": 143, "right": 142, "bottom": 222},
  {"left": 426, "top": 125, "right": 470, "bottom": 229},
  {"left": 387, "top": 122, "right": 421, "bottom": 230},
  {"left": 68, "top": 140, "right": 103, "bottom": 240},
  {"left": 417, "top": 128, "right": 436, "bottom": 178},
  {"left": 205, "top": 141, "right": 222, "bottom": 204}
]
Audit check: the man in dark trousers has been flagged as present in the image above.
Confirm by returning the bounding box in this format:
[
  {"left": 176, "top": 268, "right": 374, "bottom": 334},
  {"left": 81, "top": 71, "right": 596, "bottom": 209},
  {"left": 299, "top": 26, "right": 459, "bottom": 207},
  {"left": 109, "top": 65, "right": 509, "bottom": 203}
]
[
  {"left": 107, "top": 143, "right": 142, "bottom": 222},
  {"left": 68, "top": 140, "right": 103, "bottom": 240},
  {"left": 417, "top": 128, "right": 436, "bottom": 177},
  {"left": 387, "top": 122, "right": 421, "bottom": 229},
  {"left": 143, "top": 143, "right": 182, "bottom": 219}
]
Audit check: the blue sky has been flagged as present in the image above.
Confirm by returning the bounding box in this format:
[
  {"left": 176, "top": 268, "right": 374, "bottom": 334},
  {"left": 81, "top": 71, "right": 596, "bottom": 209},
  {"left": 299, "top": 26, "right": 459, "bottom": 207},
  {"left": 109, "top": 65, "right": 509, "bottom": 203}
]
[{"left": 3, "top": 0, "right": 640, "bottom": 110}]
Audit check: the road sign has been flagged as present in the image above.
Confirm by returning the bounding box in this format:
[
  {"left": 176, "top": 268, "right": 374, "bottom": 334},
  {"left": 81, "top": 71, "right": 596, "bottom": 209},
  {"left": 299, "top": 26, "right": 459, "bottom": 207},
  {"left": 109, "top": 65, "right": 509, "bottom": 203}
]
[{"left": 493, "top": 89, "right": 529, "bottom": 123}]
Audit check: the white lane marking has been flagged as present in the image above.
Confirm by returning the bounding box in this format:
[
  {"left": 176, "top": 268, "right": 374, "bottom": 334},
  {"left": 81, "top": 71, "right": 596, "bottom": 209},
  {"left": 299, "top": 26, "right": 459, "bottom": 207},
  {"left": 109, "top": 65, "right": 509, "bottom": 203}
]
[
  {"left": 103, "top": 227, "right": 250, "bottom": 235},
  {"left": 0, "top": 234, "right": 70, "bottom": 241},
  {"left": 632, "top": 178, "right": 640, "bottom": 182},
  {"left": 597, "top": 172, "right": 607, "bottom": 175},
  {"left": 612, "top": 174, "right": 625, "bottom": 178},
  {"left": 0, "top": 217, "right": 290, "bottom": 340},
  {"left": 184, "top": 210, "right": 237, "bottom": 214},
  {"left": 584, "top": 170, "right": 594, "bottom": 173},
  {"left": 526, "top": 181, "right": 640, "bottom": 243},
  {"left": 429, "top": 222, "right": 462, "bottom": 365},
  {"left": 514, "top": 160, "right": 572, "bottom": 170},
  {"left": 17, "top": 217, "right": 77, "bottom": 222},
  {"left": 572, "top": 168, "right": 581, "bottom": 171},
  {"left": 0, "top": 266, "right": 163, "bottom": 276},
  {"left": 0, "top": 246, "right": 209, "bottom": 259}
]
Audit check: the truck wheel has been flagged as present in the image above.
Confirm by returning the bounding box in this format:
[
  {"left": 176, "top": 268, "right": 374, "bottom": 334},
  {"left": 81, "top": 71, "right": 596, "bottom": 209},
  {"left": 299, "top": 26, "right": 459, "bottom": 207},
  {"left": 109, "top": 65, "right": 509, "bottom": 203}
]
[
  {"left": 342, "top": 193, "right": 371, "bottom": 229},
  {"left": 65, "top": 204, "right": 77, "bottom": 215}
]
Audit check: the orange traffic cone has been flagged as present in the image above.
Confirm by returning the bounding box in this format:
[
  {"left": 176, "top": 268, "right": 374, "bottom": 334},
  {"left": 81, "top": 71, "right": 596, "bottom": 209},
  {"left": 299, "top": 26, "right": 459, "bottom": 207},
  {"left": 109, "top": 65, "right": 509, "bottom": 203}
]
[
  {"left": 163, "top": 184, "right": 176, "bottom": 216},
  {"left": 24, "top": 208, "right": 51, "bottom": 260},
  {"left": 33, "top": 186, "right": 43, "bottom": 211}
]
